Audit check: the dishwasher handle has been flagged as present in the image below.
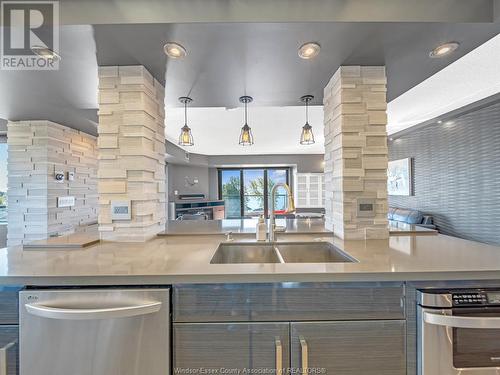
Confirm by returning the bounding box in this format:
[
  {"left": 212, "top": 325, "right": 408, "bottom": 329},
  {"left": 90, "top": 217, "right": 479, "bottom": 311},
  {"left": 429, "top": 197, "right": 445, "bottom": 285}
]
[
  {"left": 423, "top": 311, "right": 500, "bottom": 329},
  {"left": 25, "top": 301, "right": 162, "bottom": 320}
]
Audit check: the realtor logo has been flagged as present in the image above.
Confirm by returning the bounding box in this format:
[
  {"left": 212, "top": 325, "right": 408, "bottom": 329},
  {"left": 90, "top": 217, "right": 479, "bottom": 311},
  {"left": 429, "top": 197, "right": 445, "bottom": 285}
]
[{"left": 1, "top": 1, "right": 60, "bottom": 70}]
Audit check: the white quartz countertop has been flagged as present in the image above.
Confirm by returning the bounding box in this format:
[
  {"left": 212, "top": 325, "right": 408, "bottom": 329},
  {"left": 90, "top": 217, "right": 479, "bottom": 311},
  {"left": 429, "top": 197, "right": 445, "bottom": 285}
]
[
  {"left": 160, "top": 218, "right": 329, "bottom": 235},
  {"left": 1, "top": 232, "right": 500, "bottom": 285},
  {"left": 159, "top": 219, "right": 436, "bottom": 236}
]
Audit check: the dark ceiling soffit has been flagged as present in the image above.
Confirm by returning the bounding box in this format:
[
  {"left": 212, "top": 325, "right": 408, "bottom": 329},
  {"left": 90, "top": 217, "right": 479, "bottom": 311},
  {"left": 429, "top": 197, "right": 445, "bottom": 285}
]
[
  {"left": 57, "top": 0, "right": 495, "bottom": 25},
  {"left": 390, "top": 92, "right": 500, "bottom": 139}
]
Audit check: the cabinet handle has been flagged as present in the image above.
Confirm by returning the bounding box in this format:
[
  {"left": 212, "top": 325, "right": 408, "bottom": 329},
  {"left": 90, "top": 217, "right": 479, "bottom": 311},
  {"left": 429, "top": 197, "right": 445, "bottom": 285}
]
[
  {"left": 275, "top": 338, "right": 283, "bottom": 375},
  {"left": 0, "top": 340, "right": 16, "bottom": 375},
  {"left": 300, "top": 336, "right": 309, "bottom": 375}
]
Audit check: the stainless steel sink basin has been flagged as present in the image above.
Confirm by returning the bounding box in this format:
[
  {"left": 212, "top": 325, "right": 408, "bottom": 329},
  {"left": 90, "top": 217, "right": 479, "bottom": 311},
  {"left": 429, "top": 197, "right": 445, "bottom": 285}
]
[
  {"left": 276, "top": 242, "right": 358, "bottom": 263},
  {"left": 210, "top": 241, "right": 357, "bottom": 264},
  {"left": 210, "top": 243, "right": 282, "bottom": 264}
]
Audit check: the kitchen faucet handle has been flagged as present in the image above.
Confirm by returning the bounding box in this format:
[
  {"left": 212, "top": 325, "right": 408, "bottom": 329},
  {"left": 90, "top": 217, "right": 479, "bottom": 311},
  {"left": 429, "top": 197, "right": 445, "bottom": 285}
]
[{"left": 225, "top": 231, "right": 234, "bottom": 242}]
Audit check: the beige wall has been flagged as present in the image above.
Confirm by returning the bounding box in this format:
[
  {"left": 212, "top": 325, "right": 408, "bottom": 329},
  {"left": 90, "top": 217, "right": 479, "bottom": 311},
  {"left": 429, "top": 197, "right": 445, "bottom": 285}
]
[{"left": 7, "top": 121, "right": 98, "bottom": 246}]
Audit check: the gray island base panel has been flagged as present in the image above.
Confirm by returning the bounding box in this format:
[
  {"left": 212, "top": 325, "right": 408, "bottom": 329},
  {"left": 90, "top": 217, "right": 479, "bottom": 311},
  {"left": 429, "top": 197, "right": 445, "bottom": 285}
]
[
  {"left": 173, "top": 282, "right": 406, "bottom": 375},
  {"left": 2, "top": 232, "right": 500, "bottom": 285}
]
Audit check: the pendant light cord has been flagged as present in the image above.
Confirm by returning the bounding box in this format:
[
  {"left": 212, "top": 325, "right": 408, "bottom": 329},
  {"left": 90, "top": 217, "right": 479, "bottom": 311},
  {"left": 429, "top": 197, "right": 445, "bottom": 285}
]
[
  {"left": 244, "top": 99, "right": 248, "bottom": 125},
  {"left": 305, "top": 98, "right": 309, "bottom": 123},
  {"left": 184, "top": 100, "right": 188, "bottom": 126}
]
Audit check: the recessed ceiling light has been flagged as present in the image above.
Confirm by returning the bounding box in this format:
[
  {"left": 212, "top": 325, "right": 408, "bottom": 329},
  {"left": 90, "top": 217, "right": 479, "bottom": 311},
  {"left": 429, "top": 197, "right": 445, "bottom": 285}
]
[
  {"left": 429, "top": 42, "right": 460, "bottom": 58},
  {"left": 164, "top": 42, "right": 187, "bottom": 59},
  {"left": 298, "top": 42, "right": 321, "bottom": 59},
  {"left": 437, "top": 120, "right": 443, "bottom": 124},
  {"left": 31, "top": 45, "right": 61, "bottom": 61}
]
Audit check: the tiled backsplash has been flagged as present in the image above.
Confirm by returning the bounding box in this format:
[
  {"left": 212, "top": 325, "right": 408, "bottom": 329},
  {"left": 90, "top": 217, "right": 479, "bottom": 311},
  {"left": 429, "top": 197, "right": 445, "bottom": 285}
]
[{"left": 7, "top": 121, "right": 98, "bottom": 246}]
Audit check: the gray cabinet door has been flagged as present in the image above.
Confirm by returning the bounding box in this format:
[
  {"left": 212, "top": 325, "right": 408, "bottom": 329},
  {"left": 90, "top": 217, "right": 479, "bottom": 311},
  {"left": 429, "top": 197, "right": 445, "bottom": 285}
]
[
  {"left": 174, "top": 323, "right": 289, "bottom": 372},
  {"left": 0, "top": 326, "right": 18, "bottom": 375},
  {"left": 291, "top": 320, "right": 406, "bottom": 375}
]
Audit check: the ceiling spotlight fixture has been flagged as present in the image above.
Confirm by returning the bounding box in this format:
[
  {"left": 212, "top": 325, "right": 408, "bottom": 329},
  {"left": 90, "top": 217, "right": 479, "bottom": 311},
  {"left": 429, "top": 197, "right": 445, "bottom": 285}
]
[
  {"left": 31, "top": 45, "right": 61, "bottom": 61},
  {"left": 164, "top": 42, "right": 187, "bottom": 59},
  {"left": 300, "top": 95, "right": 315, "bottom": 145},
  {"left": 298, "top": 42, "right": 321, "bottom": 59},
  {"left": 178, "top": 97, "right": 194, "bottom": 146},
  {"left": 238, "top": 96, "right": 254, "bottom": 146},
  {"left": 429, "top": 42, "right": 460, "bottom": 58}
]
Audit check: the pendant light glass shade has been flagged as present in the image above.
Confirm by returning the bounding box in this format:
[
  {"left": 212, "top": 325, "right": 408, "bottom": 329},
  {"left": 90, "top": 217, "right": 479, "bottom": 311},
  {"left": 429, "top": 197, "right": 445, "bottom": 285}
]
[
  {"left": 300, "top": 95, "right": 315, "bottom": 145},
  {"left": 239, "top": 95, "right": 254, "bottom": 146},
  {"left": 179, "top": 124, "right": 194, "bottom": 146},
  {"left": 178, "top": 97, "right": 194, "bottom": 146},
  {"left": 239, "top": 124, "right": 254, "bottom": 146},
  {"left": 300, "top": 123, "right": 315, "bottom": 145}
]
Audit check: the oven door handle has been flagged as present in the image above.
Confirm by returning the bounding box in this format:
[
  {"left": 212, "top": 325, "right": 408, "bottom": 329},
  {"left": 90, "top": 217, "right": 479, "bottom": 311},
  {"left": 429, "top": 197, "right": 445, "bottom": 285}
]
[{"left": 424, "top": 311, "right": 500, "bottom": 329}]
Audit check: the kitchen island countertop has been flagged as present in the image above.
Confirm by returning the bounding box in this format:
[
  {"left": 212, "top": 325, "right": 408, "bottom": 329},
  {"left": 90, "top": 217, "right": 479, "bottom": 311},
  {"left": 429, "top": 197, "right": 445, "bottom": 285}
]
[
  {"left": 1, "top": 231, "right": 500, "bottom": 285},
  {"left": 159, "top": 218, "right": 329, "bottom": 236}
]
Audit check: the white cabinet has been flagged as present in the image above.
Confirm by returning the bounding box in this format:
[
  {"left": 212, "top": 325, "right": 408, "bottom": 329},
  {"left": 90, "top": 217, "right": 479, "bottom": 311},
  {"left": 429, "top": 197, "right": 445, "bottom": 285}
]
[{"left": 295, "top": 173, "right": 325, "bottom": 208}]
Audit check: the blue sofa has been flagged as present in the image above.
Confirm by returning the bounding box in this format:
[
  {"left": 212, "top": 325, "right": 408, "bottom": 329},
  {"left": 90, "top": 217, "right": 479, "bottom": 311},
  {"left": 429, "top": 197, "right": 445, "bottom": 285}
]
[{"left": 388, "top": 207, "right": 436, "bottom": 230}]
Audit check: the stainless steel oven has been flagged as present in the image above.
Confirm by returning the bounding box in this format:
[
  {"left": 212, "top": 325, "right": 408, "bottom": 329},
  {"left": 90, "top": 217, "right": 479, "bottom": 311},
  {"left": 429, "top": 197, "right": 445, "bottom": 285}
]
[{"left": 418, "top": 289, "right": 500, "bottom": 374}]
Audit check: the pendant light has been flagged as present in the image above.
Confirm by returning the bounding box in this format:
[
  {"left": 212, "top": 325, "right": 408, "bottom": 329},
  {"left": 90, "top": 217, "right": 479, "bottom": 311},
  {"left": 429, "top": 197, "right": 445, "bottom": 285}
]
[
  {"left": 300, "top": 95, "right": 315, "bottom": 145},
  {"left": 178, "top": 96, "right": 194, "bottom": 146},
  {"left": 239, "top": 95, "right": 254, "bottom": 146}
]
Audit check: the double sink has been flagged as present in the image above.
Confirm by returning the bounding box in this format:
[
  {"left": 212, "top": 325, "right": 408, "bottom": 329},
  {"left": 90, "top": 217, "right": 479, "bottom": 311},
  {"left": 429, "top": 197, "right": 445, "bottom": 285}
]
[{"left": 210, "top": 241, "right": 358, "bottom": 264}]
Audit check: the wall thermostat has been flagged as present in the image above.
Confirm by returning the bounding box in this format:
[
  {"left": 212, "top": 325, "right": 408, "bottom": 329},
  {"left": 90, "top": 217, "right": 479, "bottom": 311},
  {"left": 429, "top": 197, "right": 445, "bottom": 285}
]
[
  {"left": 55, "top": 171, "right": 65, "bottom": 183},
  {"left": 111, "top": 200, "right": 131, "bottom": 220},
  {"left": 356, "top": 198, "right": 376, "bottom": 218}
]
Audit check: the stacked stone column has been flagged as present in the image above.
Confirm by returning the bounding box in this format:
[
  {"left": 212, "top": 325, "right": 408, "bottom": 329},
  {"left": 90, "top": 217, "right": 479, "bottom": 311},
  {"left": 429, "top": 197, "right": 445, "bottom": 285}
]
[
  {"left": 97, "top": 65, "right": 166, "bottom": 241},
  {"left": 323, "top": 66, "right": 389, "bottom": 240}
]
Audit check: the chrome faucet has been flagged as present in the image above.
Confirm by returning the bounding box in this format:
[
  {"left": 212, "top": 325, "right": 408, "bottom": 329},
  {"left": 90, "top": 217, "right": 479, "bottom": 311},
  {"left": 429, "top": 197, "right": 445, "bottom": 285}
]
[{"left": 269, "top": 183, "right": 295, "bottom": 242}]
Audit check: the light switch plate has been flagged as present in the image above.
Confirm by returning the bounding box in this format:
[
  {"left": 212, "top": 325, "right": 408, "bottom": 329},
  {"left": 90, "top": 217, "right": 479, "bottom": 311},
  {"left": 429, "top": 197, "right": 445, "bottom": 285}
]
[
  {"left": 111, "top": 200, "right": 131, "bottom": 220},
  {"left": 67, "top": 171, "right": 75, "bottom": 181},
  {"left": 356, "top": 198, "right": 376, "bottom": 218},
  {"left": 57, "top": 196, "right": 75, "bottom": 208}
]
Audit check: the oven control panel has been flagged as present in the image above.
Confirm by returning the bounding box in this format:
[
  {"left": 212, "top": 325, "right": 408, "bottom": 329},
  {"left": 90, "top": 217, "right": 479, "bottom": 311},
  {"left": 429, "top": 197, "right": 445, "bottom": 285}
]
[{"left": 452, "top": 292, "right": 488, "bottom": 306}]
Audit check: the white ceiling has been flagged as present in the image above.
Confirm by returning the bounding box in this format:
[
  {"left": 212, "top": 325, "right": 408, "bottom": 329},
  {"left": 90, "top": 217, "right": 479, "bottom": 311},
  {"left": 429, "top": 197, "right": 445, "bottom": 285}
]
[
  {"left": 387, "top": 32, "right": 500, "bottom": 134},
  {"left": 165, "top": 105, "right": 324, "bottom": 155}
]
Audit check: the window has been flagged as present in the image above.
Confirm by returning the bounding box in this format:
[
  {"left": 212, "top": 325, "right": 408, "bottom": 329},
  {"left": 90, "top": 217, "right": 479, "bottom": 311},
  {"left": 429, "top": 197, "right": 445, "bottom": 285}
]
[
  {"left": 0, "top": 143, "right": 7, "bottom": 248},
  {"left": 218, "top": 168, "right": 290, "bottom": 219},
  {"left": 0, "top": 144, "right": 6, "bottom": 224},
  {"left": 243, "top": 169, "right": 264, "bottom": 216},
  {"left": 219, "top": 169, "right": 241, "bottom": 219}
]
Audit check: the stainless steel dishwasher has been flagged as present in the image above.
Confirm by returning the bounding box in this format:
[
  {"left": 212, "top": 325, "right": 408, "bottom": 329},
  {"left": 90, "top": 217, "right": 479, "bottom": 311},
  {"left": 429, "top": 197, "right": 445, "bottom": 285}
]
[{"left": 19, "top": 288, "right": 170, "bottom": 375}]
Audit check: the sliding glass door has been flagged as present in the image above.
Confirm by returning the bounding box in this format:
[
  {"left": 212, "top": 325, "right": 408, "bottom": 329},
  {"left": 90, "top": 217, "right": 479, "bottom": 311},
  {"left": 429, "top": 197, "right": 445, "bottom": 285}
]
[
  {"left": 218, "top": 168, "right": 290, "bottom": 219},
  {"left": 267, "top": 169, "right": 288, "bottom": 214},
  {"left": 219, "top": 169, "right": 242, "bottom": 219},
  {"left": 243, "top": 169, "right": 265, "bottom": 217}
]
